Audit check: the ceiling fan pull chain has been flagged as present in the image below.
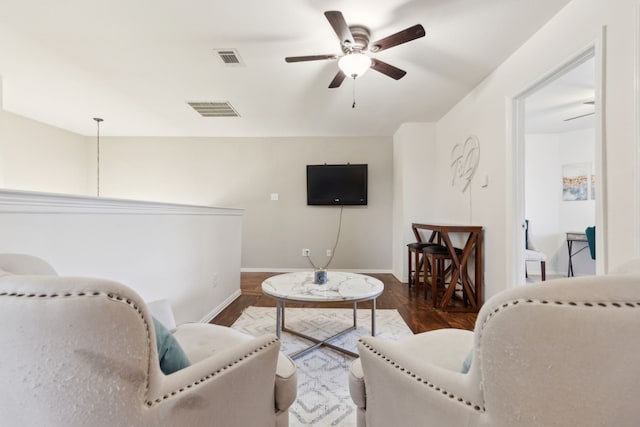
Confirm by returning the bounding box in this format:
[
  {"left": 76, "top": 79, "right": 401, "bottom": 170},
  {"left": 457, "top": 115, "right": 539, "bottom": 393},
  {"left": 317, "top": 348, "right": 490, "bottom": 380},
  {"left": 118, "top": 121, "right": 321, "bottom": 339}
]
[{"left": 352, "top": 78, "right": 356, "bottom": 109}]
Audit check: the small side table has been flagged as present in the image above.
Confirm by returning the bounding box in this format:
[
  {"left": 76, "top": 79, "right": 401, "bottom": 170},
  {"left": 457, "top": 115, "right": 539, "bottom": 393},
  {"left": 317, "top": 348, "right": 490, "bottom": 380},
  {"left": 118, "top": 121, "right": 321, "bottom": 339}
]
[{"left": 566, "top": 232, "right": 588, "bottom": 276}]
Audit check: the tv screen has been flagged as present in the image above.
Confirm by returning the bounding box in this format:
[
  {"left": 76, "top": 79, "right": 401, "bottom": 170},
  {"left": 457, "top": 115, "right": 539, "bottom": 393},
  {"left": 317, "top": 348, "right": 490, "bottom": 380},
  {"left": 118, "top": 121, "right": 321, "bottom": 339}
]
[{"left": 306, "top": 164, "right": 368, "bottom": 206}]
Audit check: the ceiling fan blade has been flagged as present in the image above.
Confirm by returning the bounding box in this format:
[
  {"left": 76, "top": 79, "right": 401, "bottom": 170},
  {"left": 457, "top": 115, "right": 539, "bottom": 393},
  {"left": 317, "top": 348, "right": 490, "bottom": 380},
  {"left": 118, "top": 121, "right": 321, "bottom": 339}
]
[
  {"left": 285, "top": 54, "right": 338, "bottom": 63},
  {"left": 328, "top": 70, "right": 347, "bottom": 88},
  {"left": 324, "top": 11, "right": 353, "bottom": 46},
  {"left": 370, "top": 24, "right": 426, "bottom": 52},
  {"left": 564, "top": 112, "right": 595, "bottom": 122},
  {"left": 371, "top": 59, "right": 407, "bottom": 80}
]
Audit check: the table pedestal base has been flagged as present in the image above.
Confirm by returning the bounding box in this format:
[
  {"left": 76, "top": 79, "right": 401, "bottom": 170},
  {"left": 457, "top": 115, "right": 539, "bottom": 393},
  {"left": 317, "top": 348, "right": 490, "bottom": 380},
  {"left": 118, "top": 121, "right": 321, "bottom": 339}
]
[{"left": 275, "top": 300, "right": 377, "bottom": 359}]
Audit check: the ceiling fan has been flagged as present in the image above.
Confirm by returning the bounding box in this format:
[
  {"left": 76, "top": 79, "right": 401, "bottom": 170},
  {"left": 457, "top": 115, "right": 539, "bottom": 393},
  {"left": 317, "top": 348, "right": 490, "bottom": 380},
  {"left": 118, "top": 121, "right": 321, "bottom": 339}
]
[{"left": 285, "top": 11, "right": 425, "bottom": 88}]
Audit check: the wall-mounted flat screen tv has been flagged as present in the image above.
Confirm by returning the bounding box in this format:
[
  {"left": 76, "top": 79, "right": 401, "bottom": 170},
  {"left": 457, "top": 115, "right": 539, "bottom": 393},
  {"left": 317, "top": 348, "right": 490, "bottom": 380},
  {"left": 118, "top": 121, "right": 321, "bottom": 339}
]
[{"left": 306, "top": 164, "right": 368, "bottom": 206}]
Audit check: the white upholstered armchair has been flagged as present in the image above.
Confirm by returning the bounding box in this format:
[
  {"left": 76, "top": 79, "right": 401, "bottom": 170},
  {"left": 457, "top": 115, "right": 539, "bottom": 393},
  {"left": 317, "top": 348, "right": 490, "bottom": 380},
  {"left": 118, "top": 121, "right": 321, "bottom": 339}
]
[
  {"left": 0, "top": 254, "right": 297, "bottom": 427},
  {"left": 350, "top": 264, "right": 640, "bottom": 427}
]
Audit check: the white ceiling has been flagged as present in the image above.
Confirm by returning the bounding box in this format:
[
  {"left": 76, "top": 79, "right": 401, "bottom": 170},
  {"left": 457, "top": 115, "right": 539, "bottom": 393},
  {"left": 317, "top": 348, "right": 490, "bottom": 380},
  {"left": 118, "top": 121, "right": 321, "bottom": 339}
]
[
  {"left": 0, "top": 0, "right": 572, "bottom": 137},
  {"left": 525, "top": 57, "right": 595, "bottom": 134}
]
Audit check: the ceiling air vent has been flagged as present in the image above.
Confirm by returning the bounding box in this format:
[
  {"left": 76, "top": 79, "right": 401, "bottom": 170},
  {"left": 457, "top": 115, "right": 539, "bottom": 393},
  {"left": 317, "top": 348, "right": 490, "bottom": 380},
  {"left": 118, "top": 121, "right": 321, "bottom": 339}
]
[
  {"left": 214, "top": 49, "right": 243, "bottom": 66},
  {"left": 188, "top": 102, "right": 240, "bottom": 117}
]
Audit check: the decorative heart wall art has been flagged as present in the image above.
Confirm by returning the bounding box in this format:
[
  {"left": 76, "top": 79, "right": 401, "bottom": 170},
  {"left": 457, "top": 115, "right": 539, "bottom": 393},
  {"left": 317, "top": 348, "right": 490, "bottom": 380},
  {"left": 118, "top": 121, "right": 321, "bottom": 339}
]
[{"left": 450, "top": 135, "right": 480, "bottom": 192}]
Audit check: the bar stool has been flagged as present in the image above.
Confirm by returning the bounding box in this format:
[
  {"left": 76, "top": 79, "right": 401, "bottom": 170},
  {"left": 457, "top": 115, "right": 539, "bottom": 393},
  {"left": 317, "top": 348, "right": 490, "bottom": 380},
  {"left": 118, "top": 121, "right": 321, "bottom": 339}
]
[
  {"left": 423, "top": 245, "right": 464, "bottom": 308},
  {"left": 406, "top": 242, "right": 438, "bottom": 289}
]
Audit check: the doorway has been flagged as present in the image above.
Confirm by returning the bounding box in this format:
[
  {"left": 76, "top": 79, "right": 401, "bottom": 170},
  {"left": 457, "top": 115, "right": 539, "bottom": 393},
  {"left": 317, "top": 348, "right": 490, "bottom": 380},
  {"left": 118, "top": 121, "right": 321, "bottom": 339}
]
[{"left": 508, "top": 40, "right": 605, "bottom": 286}]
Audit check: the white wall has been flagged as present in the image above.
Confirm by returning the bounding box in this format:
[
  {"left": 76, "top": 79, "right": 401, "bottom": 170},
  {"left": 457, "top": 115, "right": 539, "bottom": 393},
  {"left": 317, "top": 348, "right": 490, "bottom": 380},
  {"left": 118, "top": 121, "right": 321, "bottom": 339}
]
[
  {"left": 393, "top": 0, "right": 638, "bottom": 300},
  {"left": 526, "top": 128, "right": 596, "bottom": 276},
  {"left": 392, "top": 123, "right": 437, "bottom": 281},
  {"left": 94, "top": 136, "right": 394, "bottom": 272},
  {"left": 0, "top": 189, "right": 243, "bottom": 325},
  {"left": 0, "top": 76, "right": 4, "bottom": 187}
]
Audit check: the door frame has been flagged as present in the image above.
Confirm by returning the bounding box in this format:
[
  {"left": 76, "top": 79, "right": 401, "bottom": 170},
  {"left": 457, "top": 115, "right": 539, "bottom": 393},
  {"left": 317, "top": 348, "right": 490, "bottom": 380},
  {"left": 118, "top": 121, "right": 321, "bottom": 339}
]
[{"left": 506, "top": 31, "right": 606, "bottom": 287}]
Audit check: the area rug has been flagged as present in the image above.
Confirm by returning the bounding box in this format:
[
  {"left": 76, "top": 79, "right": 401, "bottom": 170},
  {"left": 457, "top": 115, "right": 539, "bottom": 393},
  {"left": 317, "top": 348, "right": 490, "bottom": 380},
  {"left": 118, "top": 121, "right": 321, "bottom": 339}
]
[{"left": 231, "top": 306, "right": 413, "bottom": 427}]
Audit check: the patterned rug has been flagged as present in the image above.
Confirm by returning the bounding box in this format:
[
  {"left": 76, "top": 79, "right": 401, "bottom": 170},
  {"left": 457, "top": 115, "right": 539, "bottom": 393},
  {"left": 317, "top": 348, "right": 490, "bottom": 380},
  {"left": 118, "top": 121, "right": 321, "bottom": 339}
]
[{"left": 231, "top": 306, "right": 413, "bottom": 426}]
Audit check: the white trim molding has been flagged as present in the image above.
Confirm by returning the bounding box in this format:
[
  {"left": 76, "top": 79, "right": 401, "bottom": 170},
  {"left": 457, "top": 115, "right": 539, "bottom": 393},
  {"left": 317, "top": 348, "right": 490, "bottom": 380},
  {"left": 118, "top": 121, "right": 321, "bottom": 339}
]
[
  {"left": 508, "top": 32, "right": 606, "bottom": 283},
  {"left": 0, "top": 188, "right": 244, "bottom": 216},
  {"left": 199, "top": 289, "right": 242, "bottom": 323}
]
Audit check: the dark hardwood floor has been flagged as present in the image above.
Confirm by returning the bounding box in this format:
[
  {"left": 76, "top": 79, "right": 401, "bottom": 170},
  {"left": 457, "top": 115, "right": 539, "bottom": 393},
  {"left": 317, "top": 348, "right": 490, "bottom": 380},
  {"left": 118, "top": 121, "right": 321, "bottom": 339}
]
[{"left": 211, "top": 272, "right": 477, "bottom": 334}]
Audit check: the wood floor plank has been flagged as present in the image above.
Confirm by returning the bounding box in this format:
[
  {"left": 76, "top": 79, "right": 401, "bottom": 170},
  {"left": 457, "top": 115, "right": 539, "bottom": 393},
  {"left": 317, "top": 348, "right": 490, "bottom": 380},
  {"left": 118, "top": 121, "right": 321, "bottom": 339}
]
[{"left": 210, "top": 272, "right": 477, "bottom": 333}]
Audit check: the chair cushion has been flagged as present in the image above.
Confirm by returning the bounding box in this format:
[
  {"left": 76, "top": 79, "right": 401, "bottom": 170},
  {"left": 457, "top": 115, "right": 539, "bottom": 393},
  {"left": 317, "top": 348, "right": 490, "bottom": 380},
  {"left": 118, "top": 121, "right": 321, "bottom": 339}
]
[
  {"left": 585, "top": 226, "right": 596, "bottom": 259},
  {"left": 525, "top": 249, "right": 546, "bottom": 262},
  {"left": 153, "top": 317, "right": 191, "bottom": 375},
  {"left": 423, "top": 245, "right": 463, "bottom": 255},
  {"left": 461, "top": 349, "right": 473, "bottom": 373},
  {"left": 407, "top": 242, "right": 438, "bottom": 250}
]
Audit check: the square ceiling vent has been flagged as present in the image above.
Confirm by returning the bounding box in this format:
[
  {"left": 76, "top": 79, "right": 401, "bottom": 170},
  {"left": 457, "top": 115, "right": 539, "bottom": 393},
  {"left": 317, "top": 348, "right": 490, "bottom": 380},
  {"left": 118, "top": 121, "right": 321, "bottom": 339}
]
[
  {"left": 188, "top": 102, "right": 240, "bottom": 117},
  {"left": 214, "top": 48, "right": 244, "bottom": 66}
]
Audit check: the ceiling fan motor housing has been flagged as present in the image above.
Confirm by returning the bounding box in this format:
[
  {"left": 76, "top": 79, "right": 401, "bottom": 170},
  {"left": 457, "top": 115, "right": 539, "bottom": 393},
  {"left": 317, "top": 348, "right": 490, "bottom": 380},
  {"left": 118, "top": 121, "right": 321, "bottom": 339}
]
[{"left": 343, "top": 25, "right": 370, "bottom": 53}]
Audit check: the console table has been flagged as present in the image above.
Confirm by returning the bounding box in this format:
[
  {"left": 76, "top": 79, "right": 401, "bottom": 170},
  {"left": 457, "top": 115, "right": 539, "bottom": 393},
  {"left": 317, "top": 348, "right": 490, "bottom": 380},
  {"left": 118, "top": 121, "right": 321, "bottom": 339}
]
[
  {"left": 566, "top": 232, "right": 588, "bottom": 276},
  {"left": 411, "top": 223, "right": 484, "bottom": 312}
]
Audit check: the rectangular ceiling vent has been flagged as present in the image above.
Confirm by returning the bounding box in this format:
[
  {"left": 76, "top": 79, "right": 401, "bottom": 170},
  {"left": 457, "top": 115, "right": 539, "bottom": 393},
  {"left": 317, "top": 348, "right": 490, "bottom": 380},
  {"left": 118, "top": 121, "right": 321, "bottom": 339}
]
[
  {"left": 214, "top": 49, "right": 244, "bottom": 66},
  {"left": 188, "top": 102, "right": 240, "bottom": 117}
]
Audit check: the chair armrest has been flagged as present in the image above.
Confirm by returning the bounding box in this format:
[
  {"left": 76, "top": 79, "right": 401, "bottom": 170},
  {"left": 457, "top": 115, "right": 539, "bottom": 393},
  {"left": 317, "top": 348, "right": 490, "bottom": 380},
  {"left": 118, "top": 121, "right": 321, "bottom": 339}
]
[
  {"left": 149, "top": 333, "right": 281, "bottom": 426},
  {"left": 169, "top": 323, "right": 297, "bottom": 424},
  {"left": 355, "top": 329, "right": 482, "bottom": 427}
]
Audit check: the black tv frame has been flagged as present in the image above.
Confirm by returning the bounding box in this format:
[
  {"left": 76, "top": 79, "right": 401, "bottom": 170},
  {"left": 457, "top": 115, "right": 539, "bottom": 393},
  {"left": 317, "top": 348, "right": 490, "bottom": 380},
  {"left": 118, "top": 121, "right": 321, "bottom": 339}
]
[{"left": 306, "top": 163, "right": 368, "bottom": 206}]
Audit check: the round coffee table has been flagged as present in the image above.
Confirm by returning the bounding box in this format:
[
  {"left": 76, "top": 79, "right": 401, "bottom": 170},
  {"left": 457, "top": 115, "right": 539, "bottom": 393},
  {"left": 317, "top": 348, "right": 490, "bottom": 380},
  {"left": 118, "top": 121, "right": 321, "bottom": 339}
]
[{"left": 261, "top": 271, "right": 384, "bottom": 358}]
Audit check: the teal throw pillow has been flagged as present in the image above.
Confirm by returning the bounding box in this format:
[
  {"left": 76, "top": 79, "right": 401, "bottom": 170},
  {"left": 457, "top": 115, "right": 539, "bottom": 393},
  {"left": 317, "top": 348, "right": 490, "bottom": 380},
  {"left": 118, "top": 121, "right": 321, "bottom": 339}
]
[
  {"left": 461, "top": 349, "right": 473, "bottom": 374},
  {"left": 153, "top": 317, "right": 191, "bottom": 375}
]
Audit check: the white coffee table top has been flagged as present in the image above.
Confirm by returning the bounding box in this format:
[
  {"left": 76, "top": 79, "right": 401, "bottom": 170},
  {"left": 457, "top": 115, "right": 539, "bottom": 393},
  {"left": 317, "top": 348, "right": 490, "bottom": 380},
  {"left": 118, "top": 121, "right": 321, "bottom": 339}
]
[{"left": 261, "top": 271, "right": 384, "bottom": 303}]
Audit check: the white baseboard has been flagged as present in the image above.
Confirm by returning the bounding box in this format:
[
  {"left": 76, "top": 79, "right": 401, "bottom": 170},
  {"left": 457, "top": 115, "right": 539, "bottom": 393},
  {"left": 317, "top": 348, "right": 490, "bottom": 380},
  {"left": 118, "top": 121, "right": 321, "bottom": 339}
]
[{"left": 199, "top": 289, "right": 242, "bottom": 323}]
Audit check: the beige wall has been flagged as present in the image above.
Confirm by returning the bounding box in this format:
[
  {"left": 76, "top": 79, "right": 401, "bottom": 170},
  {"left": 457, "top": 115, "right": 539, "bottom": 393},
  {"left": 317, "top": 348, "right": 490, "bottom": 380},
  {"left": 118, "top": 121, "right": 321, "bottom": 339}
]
[
  {"left": 3, "top": 0, "right": 639, "bottom": 291},
  {"left": 1, "top": 107, "right": 394, "bottom": 271},
  {"left": 92, "top": 135, "right": 394, "bottom": 271},
  {"left": 3, "top": 112, "right": 89, "bottom": 195}
]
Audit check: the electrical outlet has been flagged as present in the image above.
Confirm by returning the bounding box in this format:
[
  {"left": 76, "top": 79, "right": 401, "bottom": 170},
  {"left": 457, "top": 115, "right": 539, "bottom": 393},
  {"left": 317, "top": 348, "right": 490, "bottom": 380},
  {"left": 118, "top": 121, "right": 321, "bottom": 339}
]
[
  {"left": 302, "top": 248, "right": 310, "bottom": 257},
  {"left": 326, "top": 249, "right": 332, "bottom": 257}
]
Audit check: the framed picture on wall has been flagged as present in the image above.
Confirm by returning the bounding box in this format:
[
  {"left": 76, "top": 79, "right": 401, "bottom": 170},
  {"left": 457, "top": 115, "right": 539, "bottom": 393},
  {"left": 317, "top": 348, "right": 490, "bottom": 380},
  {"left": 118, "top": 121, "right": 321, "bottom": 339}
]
[
  {"left": 590, "top": 173, "right": 596, "bottom": 200},
  {"left": 562, "top": 162, "right": 590, "bottom": 201}
]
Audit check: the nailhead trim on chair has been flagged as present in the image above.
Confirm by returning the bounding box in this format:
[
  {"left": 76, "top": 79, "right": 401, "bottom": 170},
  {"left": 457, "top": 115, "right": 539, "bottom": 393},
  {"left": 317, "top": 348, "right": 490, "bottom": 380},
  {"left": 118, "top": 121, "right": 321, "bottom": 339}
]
[
  {"left": 481, "top": 298, "right": 640, "bottom": 330},
  {"left": 0, "top": 290, "right": 156, "bottom": 402},
  {"left": 146, "top": 338, "right": 280, "bottom": 407},
  {"left": 477, "top": 297, "right": 640, "bottom": 410},
  {"left": 358, "top": 340, "right": 485, "bottom": 413},
  {"left": 357, "top": 298, "right": 640, "bottom": 415},
  {"left": 0, "top": 289, "right": 280, "bottom": 407}
]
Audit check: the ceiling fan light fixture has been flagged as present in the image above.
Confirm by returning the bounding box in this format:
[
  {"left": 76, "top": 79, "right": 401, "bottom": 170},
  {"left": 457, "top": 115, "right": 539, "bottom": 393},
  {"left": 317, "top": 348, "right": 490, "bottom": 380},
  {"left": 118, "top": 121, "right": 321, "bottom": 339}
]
[{"left": 338, "top": 52, "right": 372, "bottom": 79}]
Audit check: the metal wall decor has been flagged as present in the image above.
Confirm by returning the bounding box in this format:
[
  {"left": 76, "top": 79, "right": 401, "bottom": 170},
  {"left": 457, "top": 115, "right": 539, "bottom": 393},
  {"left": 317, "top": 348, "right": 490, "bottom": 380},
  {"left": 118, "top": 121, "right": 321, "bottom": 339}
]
[{"left": 451, "top": 135, "right": 480, "bottom": 192}]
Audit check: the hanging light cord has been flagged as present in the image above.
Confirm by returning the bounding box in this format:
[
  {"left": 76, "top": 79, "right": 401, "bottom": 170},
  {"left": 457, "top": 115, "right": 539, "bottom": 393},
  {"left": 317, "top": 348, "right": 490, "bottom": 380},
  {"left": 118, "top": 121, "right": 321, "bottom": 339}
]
[
  {"left": 93, "top": 118, "right": 103, "bottom": 197},
  {"left": 306, "top": 205, "right": 344, "bottom": 270}
]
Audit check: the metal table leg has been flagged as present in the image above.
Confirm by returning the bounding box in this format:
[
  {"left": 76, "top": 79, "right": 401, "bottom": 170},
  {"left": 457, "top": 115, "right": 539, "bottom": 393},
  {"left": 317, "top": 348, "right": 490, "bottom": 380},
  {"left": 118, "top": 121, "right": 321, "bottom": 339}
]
[
  {"left": 371, "top": 298, "right": 377, "bottom": 336},
  {"left": 277, "top": 297, "right": 380, "bottom": 359}
]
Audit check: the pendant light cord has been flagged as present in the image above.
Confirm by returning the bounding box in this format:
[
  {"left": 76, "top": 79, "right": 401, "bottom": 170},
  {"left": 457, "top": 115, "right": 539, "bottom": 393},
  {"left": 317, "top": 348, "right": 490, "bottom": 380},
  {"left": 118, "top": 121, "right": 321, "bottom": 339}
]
[{"left": 93, "top": 118, "right": 103, "bottom": 197}]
